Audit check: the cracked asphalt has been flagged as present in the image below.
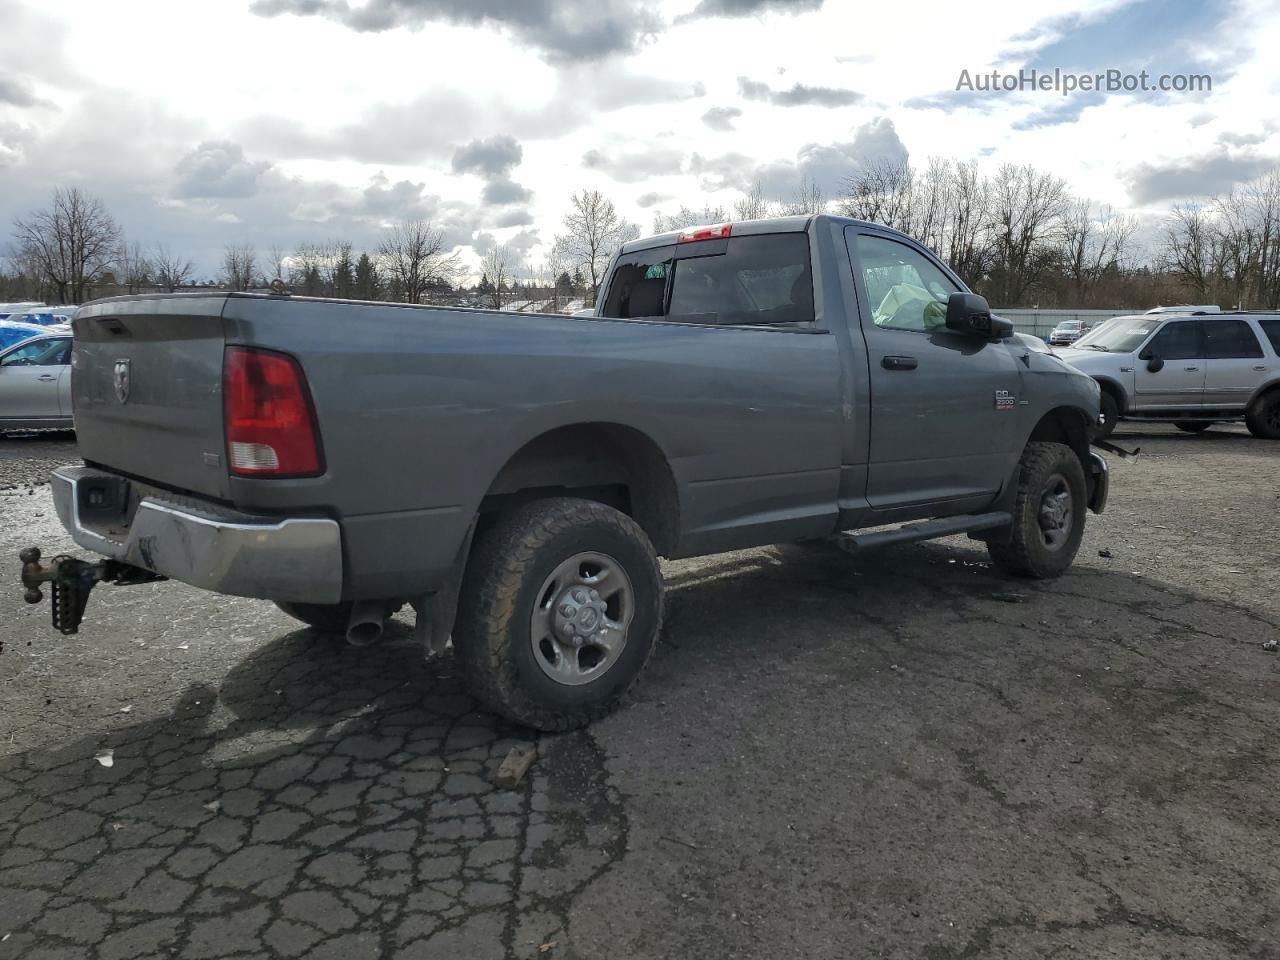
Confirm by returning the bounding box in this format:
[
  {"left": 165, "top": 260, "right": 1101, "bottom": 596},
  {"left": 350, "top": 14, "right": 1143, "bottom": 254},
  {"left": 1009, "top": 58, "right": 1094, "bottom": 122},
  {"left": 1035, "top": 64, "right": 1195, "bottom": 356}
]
[{"left": 1, "top": 424, "right": 1277, "bottom": 959}]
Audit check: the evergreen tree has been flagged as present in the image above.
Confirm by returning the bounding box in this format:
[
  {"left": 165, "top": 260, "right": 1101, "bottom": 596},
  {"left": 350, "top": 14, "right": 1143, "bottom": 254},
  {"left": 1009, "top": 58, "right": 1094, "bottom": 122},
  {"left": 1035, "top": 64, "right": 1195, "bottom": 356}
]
[
  {"left": 354, "top": 252, "right": 381, "bottom": 300},
  {"left": 333, "top": 246, "right": 355, "bottom": 299}
]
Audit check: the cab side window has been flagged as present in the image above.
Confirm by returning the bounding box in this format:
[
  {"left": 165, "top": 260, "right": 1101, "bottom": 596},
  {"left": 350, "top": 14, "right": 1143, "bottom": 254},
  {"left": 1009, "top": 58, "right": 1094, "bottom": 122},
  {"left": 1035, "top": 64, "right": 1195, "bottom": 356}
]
[
  {"left": 854, "top": 234, "right": 959, "bottom": 332},
  {"left": 1258, "top": 316, "right": 1280, "bottom": 354},
  {"left": 1202, "top": 318, "right": 1263, "bottom": 359},
  {"left": 1140, "top": 321, "right": 1202, "bottom": 360}
]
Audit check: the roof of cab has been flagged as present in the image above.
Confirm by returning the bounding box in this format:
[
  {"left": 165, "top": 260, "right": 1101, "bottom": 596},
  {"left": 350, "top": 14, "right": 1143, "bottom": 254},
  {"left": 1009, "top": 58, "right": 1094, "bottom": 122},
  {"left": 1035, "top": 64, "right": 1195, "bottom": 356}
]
[{"left": 617, "top": 213, "right": 916, "bottom": 254}]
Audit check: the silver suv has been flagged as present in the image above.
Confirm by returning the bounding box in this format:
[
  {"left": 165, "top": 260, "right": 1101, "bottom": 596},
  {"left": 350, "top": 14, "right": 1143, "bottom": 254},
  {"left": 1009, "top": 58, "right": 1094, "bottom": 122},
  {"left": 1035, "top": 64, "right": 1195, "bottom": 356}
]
[
  {"left": 1058, "top": 312, "right": 1280, "bottom": 438},
  {"left": 1048, "top": 319, "right": 1089, "bottom": 345}
]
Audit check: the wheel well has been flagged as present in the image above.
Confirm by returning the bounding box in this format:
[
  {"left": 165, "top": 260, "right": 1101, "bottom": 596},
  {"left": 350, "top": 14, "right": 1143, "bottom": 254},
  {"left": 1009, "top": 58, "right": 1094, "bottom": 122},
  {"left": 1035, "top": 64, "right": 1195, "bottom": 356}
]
[
  {"left": 1095, "top": 377, "right": 1125, "bottom": 410},
  {"left": 1028, "top": 406, "right": 1092, "bottom": 476},
  {"left": 479, "top": 423, "right": 680, "bottom": 557}
]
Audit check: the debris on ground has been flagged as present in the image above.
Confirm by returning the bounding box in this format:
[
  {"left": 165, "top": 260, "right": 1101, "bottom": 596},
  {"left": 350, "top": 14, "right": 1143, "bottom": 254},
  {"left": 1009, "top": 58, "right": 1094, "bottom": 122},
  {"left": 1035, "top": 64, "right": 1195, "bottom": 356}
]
[
  {"left": 538, "top": 942, "right": 558, "bottom": 954},
  {"left": 203, "top": 799, "right": 222, "bottom": 813},
  {"left": 494, "top": 743, "right": 537, "bottom": 789},
  {"left": 992, "top": 592, "right": 1027, "bottom": 603},
  {"left": 119, "top": 705, "right": 132, "bottom": 713},
  {"left": 1263, "top": 639, "right": 1279, "bottom": 653},
  {"left": 1098, "top": 549, "right": 1113, "bottom": 558},
  {"left": 94, "top": 749, "right": 114, "bottom": 768}
]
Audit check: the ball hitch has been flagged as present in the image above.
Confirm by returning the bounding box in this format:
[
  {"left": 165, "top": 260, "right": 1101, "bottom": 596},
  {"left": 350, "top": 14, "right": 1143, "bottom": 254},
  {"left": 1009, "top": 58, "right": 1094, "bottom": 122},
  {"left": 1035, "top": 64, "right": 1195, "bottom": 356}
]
[{"left": 19, "top": 547, "right": 164, "bottom": 635}]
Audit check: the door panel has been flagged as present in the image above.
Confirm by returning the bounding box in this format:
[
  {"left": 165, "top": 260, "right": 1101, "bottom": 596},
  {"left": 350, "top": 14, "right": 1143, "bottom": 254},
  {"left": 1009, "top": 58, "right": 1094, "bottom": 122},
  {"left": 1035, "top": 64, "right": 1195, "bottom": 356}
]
[
  {"left": 0, "top": 337, "right": 71, "bottom": 420},
  {"left": 846, "top": 228, "right": 1021, "bottom": 511},
  {"left": 1134, "top": 320, "right": 1204, "bottom": 409},
  {"left": 1202, "top": 318, "right": 1266, "bottom": 407}
]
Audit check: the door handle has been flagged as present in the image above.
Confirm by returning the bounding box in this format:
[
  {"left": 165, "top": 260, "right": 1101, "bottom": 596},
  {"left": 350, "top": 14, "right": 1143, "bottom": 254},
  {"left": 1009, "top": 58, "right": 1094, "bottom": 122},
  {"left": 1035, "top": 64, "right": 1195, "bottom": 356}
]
[
  {"left": 1254, "top": 365, "right": 1268, "bottom": 371},
  {"left": 882, "top": 356, "right": 918, "bottom": 371},
  {"left": 37, "top": 374, "right": 57, "bottom": 381},
  {"left": 1183, "top": 366, "right": 1199, "bottom": 371}
]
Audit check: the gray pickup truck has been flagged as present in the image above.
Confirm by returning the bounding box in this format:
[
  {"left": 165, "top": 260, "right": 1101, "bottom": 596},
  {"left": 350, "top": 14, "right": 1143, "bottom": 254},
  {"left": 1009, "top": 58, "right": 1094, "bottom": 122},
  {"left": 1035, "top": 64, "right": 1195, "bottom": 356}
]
[{"left": 20, "top": 215, "right": 1108, "bottom": 730}]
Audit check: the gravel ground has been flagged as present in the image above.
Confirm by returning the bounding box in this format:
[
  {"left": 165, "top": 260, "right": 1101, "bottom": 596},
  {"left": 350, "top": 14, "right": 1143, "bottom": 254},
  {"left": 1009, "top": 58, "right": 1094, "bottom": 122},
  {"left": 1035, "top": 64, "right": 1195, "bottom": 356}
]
[{"left": 0, "top": 425, "right": 1276, "bottom": 959}]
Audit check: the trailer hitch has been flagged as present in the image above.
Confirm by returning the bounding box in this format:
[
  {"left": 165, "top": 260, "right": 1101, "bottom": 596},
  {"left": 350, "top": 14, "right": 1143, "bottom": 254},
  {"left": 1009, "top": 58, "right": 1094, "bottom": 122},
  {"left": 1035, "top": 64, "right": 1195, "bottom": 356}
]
[{"left": 19, "top": 547, "right": 164, "bottom": 635}]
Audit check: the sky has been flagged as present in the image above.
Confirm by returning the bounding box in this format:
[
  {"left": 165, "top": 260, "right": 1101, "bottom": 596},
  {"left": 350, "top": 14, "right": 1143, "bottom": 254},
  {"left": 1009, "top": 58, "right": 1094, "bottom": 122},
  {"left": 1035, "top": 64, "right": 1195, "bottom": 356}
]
[{"left": 1, "top": 0, "right": 1278, "bottom": 280}]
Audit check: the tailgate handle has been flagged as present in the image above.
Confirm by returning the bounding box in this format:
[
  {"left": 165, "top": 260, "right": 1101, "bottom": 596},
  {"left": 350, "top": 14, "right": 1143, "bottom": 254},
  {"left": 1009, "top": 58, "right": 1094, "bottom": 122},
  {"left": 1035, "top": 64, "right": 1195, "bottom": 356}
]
[{"left": 882, "top": 356, "right": 918, "bottom": 371}]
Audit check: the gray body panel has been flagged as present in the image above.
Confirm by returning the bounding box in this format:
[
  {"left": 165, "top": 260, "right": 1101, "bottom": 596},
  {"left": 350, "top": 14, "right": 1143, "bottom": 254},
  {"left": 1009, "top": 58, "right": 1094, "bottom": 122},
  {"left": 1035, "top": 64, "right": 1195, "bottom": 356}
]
[{"left": 67, "top": 215, "right": 1102, "bottom": 603}]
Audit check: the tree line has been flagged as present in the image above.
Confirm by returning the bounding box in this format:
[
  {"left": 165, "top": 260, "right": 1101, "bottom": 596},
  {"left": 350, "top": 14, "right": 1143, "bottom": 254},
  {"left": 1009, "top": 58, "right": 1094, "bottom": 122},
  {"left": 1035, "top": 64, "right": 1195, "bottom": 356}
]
[{"left": 7, "top": 165, "right": 1280, "bottom": 312}]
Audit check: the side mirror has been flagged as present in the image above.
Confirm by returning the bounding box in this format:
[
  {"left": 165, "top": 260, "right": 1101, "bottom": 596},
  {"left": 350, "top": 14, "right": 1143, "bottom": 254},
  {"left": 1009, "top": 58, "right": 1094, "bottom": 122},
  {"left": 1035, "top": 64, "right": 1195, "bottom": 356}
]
[
  {"left": 1146, "top": 356, "right": 1164, "bottom": 373},
  {"left": 945, "top": 292, "right": 1013, "bottom": 340}
]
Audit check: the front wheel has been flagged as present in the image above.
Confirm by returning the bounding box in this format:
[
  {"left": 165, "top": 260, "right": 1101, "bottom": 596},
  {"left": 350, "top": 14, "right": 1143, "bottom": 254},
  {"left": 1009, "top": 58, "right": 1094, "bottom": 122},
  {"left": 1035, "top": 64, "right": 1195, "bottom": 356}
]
[
  {"left": 453, "top": 497, "right": 663, "bottom": 731},
  {"left": 988, "top": 441, "right": 1087, "bottom": 579}
]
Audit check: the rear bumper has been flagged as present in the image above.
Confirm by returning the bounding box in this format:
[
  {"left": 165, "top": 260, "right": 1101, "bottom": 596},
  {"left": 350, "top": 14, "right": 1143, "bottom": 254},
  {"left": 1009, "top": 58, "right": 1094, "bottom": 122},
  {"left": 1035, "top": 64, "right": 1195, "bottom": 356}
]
[
  {"left": 1087, "top": 452, "right": 1109, "bottom": 514},
  {"left": 51, "top": 466, "right": 343, "bottom": 603}
]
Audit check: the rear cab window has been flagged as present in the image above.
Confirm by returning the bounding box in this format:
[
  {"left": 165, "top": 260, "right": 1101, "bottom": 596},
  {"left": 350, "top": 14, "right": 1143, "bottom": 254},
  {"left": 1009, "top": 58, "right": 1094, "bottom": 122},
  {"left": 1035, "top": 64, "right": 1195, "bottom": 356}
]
[{"left": 600, "top": 233, "right": 814, "bottom": 328}]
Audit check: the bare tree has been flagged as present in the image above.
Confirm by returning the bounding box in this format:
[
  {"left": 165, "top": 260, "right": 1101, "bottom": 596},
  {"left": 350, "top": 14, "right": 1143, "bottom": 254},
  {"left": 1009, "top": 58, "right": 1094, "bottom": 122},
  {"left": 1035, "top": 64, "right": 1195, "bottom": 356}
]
[
  {"left": 733, "top": 179, "right": 771, "bottom": 221},
  {"left": 265, "top": 244, "right": 288, "bottom": 284},
  {"left": 378, "top": 220, "right": 460, "bottom": 304},
  {"left": 782, "top": 174, "right": 826, "bottom": 216},
  {"left": 1060, "top": 200, "right": 1137, "bottom": 306},
  {"left": 117, "top": 240, "right": 152, "bottom": 294},
  {"left": 555, "top": 190, "right": 638, "bottom": 305},
  {"left": 222, "top": 244, "right": 257, "bottom": 292},
  {"left": 12, "top": 188, "right": 121, "bottom": 304},
  {"left": 651, "top": 204, "right": 729, "bottom": 234},
  {"left": 152, "top": 244, "right": 194, "bottom": 292},
  {"left": 841, "top": 159, "right": 916, "bottom": 230},
  {"left": 986, "top": 163, "right": 1068, "bottom": 305},
  {"left": 481, "top": 244, "right": 510, "bottom": 310}
]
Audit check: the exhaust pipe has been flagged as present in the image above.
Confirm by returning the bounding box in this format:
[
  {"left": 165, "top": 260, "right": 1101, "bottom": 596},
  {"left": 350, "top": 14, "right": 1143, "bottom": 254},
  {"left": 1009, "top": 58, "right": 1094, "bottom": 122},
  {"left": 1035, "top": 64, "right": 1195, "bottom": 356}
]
[{"left": 345, "top": 599, "right": 387, "bottom": 647}]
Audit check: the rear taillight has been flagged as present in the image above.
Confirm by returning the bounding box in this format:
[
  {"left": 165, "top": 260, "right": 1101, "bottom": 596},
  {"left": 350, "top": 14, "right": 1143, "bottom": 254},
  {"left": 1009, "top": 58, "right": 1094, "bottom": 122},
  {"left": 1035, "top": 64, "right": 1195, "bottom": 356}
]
[{"left": 223, "top": 347, "right": 323, "bottom": 477}]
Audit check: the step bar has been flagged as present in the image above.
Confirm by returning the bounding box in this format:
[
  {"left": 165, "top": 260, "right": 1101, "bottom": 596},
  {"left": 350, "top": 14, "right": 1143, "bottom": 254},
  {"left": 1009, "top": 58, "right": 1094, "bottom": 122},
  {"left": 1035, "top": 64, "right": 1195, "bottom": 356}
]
[{"left": 835, "top": 511, "right": 1012, "bottom": 553}]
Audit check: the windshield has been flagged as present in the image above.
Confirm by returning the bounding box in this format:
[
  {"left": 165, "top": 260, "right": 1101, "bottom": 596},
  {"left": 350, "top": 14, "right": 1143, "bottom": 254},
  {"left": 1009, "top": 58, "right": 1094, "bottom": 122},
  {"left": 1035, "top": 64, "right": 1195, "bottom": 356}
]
[
  {"left": 1072, "top": 317, "right": 1159, "bottom": 353},
  {"left": 1056, "top": 321, "right": 1082, "bottom": 330}
]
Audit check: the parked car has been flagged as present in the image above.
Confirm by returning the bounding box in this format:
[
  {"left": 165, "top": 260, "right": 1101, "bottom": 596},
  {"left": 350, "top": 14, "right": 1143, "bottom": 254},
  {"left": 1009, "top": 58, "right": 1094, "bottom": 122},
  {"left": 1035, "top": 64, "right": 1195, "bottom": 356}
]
[
  {"left": 1048, "top": 319, "right": 1090, "bottom": 345},
  {"left": 23, "top": 215, "right": 1108, "bottom": 730},
  {"left": 0, "top": 320, "right": 51, "bottom": 350},
  {"left": 7, "top": 311, "right": 74, "bottom": 326},
  {"left": 1059, "top": 312, "right": 1280, "bottom": 438},
  {"left": 0, "top": 332, "right": 74, "bottom": 430}
]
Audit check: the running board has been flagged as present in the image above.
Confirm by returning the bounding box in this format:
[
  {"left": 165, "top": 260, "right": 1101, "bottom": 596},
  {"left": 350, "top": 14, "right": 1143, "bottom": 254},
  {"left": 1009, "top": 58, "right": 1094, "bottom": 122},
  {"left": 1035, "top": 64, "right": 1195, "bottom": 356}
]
[{"left": 835, "top": 511, "right": 1012, "bottom": 553}]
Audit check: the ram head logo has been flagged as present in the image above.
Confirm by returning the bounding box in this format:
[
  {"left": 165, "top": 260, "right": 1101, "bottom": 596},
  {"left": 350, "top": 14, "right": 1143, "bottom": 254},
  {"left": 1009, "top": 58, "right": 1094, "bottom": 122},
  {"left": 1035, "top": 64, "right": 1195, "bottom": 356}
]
[{"left": 113, "top": 359, "right": 131, "bottom": 404}]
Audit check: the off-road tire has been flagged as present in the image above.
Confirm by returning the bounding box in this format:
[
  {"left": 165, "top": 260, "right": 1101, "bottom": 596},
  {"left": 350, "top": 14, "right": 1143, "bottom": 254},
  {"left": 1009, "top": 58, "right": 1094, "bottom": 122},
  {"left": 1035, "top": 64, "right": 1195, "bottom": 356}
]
[
  {"left": 453, "top": 497, "right": 663, "bottom": 731},
  {"left": 1094, "top": 390, "right": 1119, "bottom": 439},
  {"left": 1174, "top": 421, "right": 1212, "bottom": 433},
  {"left": 1245, "top": 390, "right": 1280, "bottom": 439},
  {"left": 275, "top": 601, "right": 354, "bottom": 634},
  {"left": 987, "top": 441, "right": 1087, "bottom": 579}
]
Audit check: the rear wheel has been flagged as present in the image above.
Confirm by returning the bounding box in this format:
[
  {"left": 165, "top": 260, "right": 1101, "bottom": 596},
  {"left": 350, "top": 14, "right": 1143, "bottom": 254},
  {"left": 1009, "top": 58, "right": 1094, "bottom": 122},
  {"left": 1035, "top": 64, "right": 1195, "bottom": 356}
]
[
  {"left": 988, "top": 441, "right": 1087, "bottom": 579},
  {"left": 1245, "top": 390, "right": 1280, "bottom": 439},
  {"left": 453, "top": 497, "right": 663, "bottom": 731},
  {"left": 1174, "top": 421, "right": 1212, "bottom": 433},
  {"left": 1094, "top": 390, "right": 1119, "bottom": 439}
]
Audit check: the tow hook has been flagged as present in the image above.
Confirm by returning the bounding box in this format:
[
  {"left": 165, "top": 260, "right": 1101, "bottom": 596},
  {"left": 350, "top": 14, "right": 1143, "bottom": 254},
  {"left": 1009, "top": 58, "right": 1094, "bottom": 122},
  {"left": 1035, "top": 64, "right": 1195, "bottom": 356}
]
[{"left": 19, "top": 547, "right": 164, "bottom": 635}]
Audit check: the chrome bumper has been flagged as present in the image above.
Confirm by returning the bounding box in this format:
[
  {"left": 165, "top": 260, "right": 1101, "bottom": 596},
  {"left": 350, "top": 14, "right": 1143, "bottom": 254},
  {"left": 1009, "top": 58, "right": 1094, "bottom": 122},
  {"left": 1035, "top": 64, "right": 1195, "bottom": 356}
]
[
  {"left": 51, "top": 466, "right": 343, "bottom": 603},
  {"left": 1087, "top": 452, "right": 1109, "bottom": 514}
]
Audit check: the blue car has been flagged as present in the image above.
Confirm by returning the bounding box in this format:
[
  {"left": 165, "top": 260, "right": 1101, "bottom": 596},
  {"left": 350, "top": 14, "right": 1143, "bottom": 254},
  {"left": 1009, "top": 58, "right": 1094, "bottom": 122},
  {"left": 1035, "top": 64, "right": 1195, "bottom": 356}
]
[{"left": 0, "top": 320, "right": 49, "bottom": 350}]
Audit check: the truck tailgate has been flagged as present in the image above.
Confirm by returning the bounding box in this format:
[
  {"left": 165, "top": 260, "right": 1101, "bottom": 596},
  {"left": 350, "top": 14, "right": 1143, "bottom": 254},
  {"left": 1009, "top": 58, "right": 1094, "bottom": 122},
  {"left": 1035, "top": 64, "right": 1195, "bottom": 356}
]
[{"left": 72, "top": 296, "right": 231, "bottom": 500}]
